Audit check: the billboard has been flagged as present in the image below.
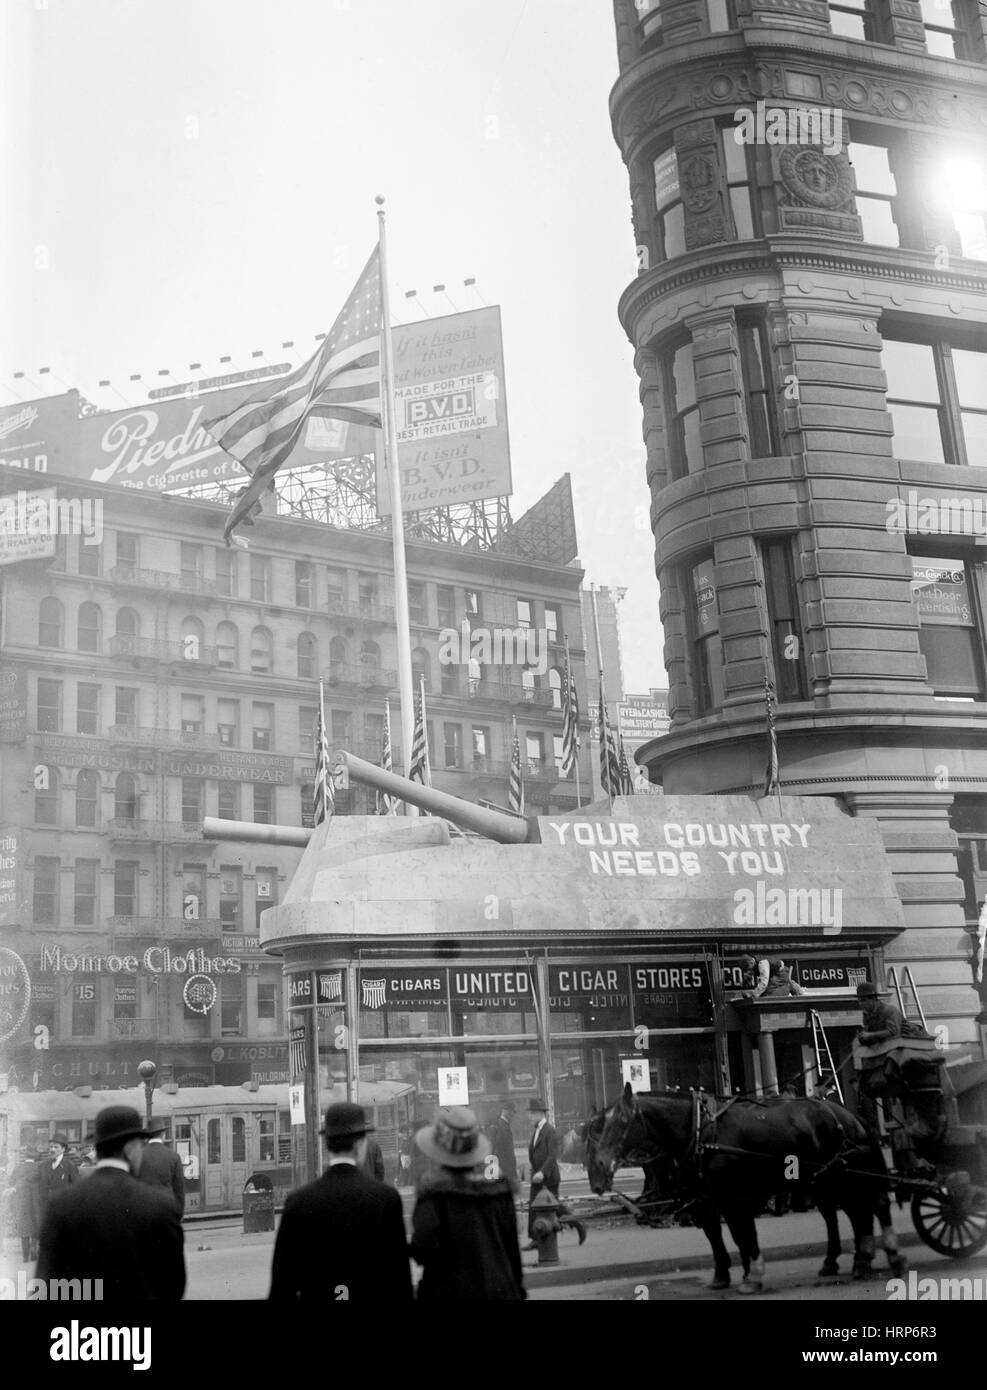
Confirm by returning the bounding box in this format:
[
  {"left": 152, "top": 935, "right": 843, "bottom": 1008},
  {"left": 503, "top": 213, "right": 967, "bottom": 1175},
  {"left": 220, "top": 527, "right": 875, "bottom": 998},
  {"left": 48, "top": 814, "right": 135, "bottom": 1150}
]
[
  {"left": 618, "top": 698, "right": 670, "bottom": 742},
  {"left": 0, "top": 486, "right": 57, "bottom": 565},
  {"left": 0, "top": 392, "right": 79, "bottom": 477}
]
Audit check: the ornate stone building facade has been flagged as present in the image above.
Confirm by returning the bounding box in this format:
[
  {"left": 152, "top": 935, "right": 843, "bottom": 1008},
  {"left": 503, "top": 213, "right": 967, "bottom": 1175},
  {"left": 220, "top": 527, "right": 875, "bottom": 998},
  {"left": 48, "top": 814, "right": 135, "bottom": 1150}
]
[{"left": 612, "top": 0, "right": 987, "bottom": 1047}]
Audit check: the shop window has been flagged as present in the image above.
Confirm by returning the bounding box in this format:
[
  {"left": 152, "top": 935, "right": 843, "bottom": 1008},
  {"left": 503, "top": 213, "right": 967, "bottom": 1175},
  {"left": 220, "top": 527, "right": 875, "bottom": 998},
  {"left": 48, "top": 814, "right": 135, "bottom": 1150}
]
[
  {"left": 297, "top": 632, "right": 317, "bottom": 680},
  {"left": 76, "top": 769, "right": 99, "bottom": 828},
  {"left": 221, "top": 976, "right": 243, "bottom": 1037},
  {"left": 39, "top": 597, "right": 63, "bottom": 649},
  {"left": 73, "top": 858, "right": 98, "bottom": 927},
  {"left": 217, "top": 698, "right": 239, "bottom": 748},
  {"left": 33, "top": 855, "right": 60, "bottom": 924},
  {"left": 114, "top": 860, "right": 138, "bottom": 917},
  {"left": 848, "top": 138, "right": 901, "bottom": 247},
  {"left": 252, "top": 702, "right": 273, "bottom": 751},
  {"left": 408, "top": 581, "right": 427, "bottom": 626},
  {"left": 295, "top": 560, "right": 313, "bottom": 608},
  {"left": 663, "top": 339, "right": 702, "bottom": 481},
  {"left": 443, "top": 723, "right": 463, "bottom": 769},
  {"left": 909, "top": 553, "right": 986, "bottom": 698},
  {"left": 76, "top": 683, "right": 100, "bottom": 736},
  {"left": 218, "top": 782, "right": 239, "bottom": 821},
  {"left": 762, "top": 538, "right": 808, "bottom": 701},
  {"left": 37, "top": 678, "right": 61, "bottom": 732},
  {"left": 216, "top": 547, "right": 237, "bottom": 597},
  {"left": 220, "top": 868, "right": 242, "bottom": 930},
  {"left": 253, "top": 783, "right": 274, "bottom": 825},
  {"left": 181, "top": 779, "right": 203, "bottom": 828},
  {"left": 250, "top": 555, "right": 270, "bottom": 603},
  {"left": 216, "top": 622, "right": 239, "bottom": 670},
  {"left": 653, "top": 147, "right": 685, "bottom": 261},
  {"left": 829, "top": 0, "right": 875, "bottom": 40},
  {"left": 687, "top": 557, "right": 724, "bottom": 715},
  {"left": 115, "top": 687, "right": 138, "bottom": 729},
  {"left": 77, "top": 602, "right": 102, "bottom": 654},
  {"left": 71, "top": 982, "right": 97, "bottom": 1037},
  {"left": 35, "top": 766, "right": 59, "bottom": 824},
  {"left": 115, "top": 772, "right": 139, "bottom": 823},
  {"left": 738, "top": 316, "right": 779, "bottom": 458},
  {"left": 78, "top": 538, "right": 101, "bottom": 577},
  {"left": 251, "top": 627, "right": 273, "bottom": 674}
]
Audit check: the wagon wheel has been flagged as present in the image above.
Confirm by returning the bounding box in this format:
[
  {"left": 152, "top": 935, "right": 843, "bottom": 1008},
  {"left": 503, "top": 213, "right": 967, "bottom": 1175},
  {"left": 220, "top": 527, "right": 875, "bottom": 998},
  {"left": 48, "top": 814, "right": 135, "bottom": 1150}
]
[{"left": 911, "top": 1182, "right": 987, "bottom": 1258}]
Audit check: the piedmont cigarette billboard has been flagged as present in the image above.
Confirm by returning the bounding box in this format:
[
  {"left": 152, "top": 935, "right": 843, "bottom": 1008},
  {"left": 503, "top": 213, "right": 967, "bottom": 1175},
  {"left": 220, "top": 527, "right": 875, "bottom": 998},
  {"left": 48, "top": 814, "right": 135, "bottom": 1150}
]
[{"left": 57, "top": 307, "right": 512, "bottom": 509}]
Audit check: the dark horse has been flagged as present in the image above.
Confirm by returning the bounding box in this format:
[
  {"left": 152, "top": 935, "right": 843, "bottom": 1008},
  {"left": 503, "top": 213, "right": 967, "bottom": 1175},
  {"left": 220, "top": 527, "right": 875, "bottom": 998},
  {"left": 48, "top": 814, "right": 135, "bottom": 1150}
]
[
  {"left": 589, "top": 1086, "right": 905, "bottom": 1293},
  {"left": 579, "top": 1106, "right": 674, "bottom": 1226}
]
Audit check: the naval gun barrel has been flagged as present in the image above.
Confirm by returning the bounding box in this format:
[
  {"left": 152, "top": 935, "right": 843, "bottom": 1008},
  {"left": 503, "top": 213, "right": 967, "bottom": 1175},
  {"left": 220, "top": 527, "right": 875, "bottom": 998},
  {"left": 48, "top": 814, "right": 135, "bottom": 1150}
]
[
  {"left": 335, "top": 750, "right": 531, "bottom": 844},
  {"left": 202, "top": 817, "right": 311, "bottom": 846}
]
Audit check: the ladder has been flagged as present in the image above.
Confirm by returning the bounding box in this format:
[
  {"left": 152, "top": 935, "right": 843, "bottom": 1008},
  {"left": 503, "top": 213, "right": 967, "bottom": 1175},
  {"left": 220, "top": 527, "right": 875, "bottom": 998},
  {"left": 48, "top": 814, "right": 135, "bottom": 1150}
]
[
  {"left": 809, "top": 1009, "right": 844, "bottom": 1105},
  {"left": 886, "top": 965, "right": 928, "bottom": 1031}
]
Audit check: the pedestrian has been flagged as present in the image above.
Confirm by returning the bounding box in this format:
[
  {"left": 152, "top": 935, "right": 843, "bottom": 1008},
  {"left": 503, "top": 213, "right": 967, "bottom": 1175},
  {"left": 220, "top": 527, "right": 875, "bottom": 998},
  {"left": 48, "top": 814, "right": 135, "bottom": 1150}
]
[
  {"left": 411, "top": 1107, "right": 525, "bottom": 1301},
  {"left": 489, "top": 1101, "right": 519, "bottom": 1188},
  {"left": 36, "top": 1106, "right": 186, "bottom": 1300},
  {"left": 137, "top": 1123, "right": 185, "bottom": 1217},
  {"left": 268, "top": 1102, "right": 411, "bottom": 1302},
  {"left": 76, "top": 1143, "right": 98, "bottom": 1178},
  {"left": 7, "top": 1148, "right": 42, "bottom": 1262},
  {"left": 38, "top": 1133, "right": 78, "bottom": 1214},
  {"left": 359, "top": 1131, "right": 385, "bottom": 1183},
  {"left": 523, "top": 1098, "right": 560, "bottom": 1249}
]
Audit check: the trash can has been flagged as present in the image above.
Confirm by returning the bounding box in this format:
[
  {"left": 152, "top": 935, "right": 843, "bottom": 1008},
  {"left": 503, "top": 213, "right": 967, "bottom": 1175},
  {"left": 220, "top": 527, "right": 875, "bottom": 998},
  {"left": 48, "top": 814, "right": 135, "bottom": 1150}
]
[{"left": 242, "top": 1178, "right": 275, "bottom": 1234}]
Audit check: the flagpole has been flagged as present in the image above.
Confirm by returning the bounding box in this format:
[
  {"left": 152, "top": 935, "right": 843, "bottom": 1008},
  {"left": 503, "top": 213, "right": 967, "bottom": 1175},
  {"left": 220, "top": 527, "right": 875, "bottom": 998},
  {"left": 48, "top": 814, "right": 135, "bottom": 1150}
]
[
  {"left": 590, "top": 585, "right": 613, "bottom": 811},
  {"left": 565, "top": 636, "right": 581, "bottom": 807},
  {"left": 376, "top": 198, "right": 416, "bottom": 800}
]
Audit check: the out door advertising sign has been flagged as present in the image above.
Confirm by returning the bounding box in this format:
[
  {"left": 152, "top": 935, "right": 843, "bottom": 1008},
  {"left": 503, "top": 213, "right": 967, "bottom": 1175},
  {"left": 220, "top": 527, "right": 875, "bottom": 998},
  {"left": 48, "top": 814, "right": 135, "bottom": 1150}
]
[
  {"left": 0, "top": 392, "right": 79, "bottom": 476},
  {"left": 654, "top": 148, "right": 680, "bottom": 210},
  {"left": 0, "top": 487, "right": 57, "bottom": 564},
  {"left": 911, "top": 557, "right": 972, "bottom": 626},
  {"left": 0, "top": 948, "right": 30, "bottom": 1044}
]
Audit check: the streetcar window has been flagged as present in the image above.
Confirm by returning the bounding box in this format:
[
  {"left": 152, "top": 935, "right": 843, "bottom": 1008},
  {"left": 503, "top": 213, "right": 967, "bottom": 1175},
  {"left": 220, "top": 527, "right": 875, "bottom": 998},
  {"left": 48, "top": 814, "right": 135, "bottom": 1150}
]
[
  {"left": 232, "top": 1116, "right": 246, "bottom": 1164},
  {"left": 207, "top": 1118, "right": 221, "bottom": 1164},
  {"left": 256, "top": 1115, "right": 275, "bottom": 1163}
]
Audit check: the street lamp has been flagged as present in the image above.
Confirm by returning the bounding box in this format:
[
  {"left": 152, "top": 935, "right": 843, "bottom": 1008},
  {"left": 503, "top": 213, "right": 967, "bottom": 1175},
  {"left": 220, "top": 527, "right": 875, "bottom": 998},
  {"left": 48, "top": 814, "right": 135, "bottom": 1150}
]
[{"left": 137, "top": 1059, "right": 157, "bottom": 1130}]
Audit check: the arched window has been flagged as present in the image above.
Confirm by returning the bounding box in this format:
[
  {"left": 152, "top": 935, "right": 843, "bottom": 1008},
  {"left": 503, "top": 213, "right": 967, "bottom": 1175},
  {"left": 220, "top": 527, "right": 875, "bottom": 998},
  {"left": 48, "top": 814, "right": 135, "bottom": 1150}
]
[
  {"left": 77, "top": 602, "right": 102, "bottom": 654},
  {"left": 34, "top": 766, "right": 59, "bottom": 824},
  {"left": 251, "top": 627, "right": 273, "bottom": 674},
  {"left": 181, "top": 615, "right": 204, "bottom": 663},
  {"left": 39, "top": 597, "right": 63, "bottom": 648},
  {"left": 76, "top": 769, "right": 99, "bottom": 828},
  {"left": 360, "top": 640, "right": 380, "bottom": 671},
  {"left": 412, "top": 647, "right": 431, "bottom": 691},
  {"left": 297, "top": 632, "right": 318, "bottom": 680},
  {"left": 216, "top": 622, "right": 239, "bottom": 670},
  {"left": 329, "top": 636, "right": 348, "bottom": 676},
  {"left": 114, "top": 772, "right": 139, "bottom": 823},
  {"left": 549, "top": 667, "right": 563, "bottom": 711},
  {"left": 116, "top": 608, "right": 139, "bottom": 638}
]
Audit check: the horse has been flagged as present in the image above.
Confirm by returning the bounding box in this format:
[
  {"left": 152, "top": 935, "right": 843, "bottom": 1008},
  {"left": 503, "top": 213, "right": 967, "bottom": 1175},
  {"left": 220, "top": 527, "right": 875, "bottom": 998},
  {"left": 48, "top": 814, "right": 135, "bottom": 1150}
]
[
  {"left": 590, "top": 1085, "right": 905, "bottom": 1293},
  {"left": 580, "top": 1106, "right": 679, "bottom": 1227}
]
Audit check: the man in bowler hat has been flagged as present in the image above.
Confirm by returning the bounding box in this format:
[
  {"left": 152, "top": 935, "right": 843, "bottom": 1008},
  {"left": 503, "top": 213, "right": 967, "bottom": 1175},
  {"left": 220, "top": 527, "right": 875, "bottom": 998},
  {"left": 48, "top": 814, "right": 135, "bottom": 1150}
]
[
  {"left": 523, "top": 1098, "right": 560, "bottom": 1248},
  {"left": 137, "top": 1122, "right": 186, "bottom": 1217},
  {"left": 489, "top": 1101, "right": 519, "bottom": 1188},
  {"left": 268, "top": 1102, "right": 411, "bottom": 1302},
  {"left": 36, "top": 1106, "right": 185, "bottom": 1300},
  {"left": 38, "top": 1133, "right": 78, "bottom": 1215}
]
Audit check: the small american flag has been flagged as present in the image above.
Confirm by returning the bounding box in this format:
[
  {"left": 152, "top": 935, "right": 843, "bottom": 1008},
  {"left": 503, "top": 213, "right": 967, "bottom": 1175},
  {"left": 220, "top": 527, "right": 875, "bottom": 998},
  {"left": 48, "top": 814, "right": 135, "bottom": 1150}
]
[
  {"left": 289, "top": 1024, "right": 308, "bottom": 1081},
  {"left": 599, "top": 694, "right": 620, "bottom": 799},
  {"left": 408, "top": 678, "right": 431, "bottom": 788},
  {"left": 764, "top": 678, "right": 780, "bottom": 799},
  {"left": 313, "top": 682, "right": 334, "bottom": 825},
  {"left": 206, "top": 248, "right": 382, "bottom": 544},
  {"left": 618, "top": 738, "right": 634, "bottom": 797},
  {"left": 508, "top": 717, "right": 525, "bottom": 815},
  {"left": 561, "top": 650, "right": 579, "bottom": 776},
  {"left": 376, "top": 700, "right": 399, "bottom": 816}
]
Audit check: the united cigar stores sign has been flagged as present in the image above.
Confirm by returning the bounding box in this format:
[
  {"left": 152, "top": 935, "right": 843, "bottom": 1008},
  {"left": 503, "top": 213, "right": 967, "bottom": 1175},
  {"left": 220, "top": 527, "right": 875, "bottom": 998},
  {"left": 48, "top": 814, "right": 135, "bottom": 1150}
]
[{"left": 359, "top": 971, "right": 446, "bottom": 1010}]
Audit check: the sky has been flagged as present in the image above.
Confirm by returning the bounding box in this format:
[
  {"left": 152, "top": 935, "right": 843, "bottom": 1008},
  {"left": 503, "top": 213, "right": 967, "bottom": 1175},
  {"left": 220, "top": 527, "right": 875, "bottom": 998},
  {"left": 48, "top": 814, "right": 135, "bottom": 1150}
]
[{"left": 2, "top": 0, "right": 664, "bottom": 693}]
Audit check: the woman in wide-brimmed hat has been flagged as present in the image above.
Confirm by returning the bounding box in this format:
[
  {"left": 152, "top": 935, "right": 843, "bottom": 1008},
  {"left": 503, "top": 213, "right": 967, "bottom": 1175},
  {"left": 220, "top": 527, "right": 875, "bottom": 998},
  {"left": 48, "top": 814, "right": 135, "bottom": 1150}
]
[{"left": 410, "top": 1107, "right": 525, "bottom": 1301}]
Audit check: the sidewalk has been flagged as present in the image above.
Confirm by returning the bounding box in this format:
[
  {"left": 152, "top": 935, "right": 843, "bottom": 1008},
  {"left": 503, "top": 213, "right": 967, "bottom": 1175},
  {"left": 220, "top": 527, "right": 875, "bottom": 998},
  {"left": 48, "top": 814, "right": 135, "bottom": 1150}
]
[{"left": 519, "top": 1208, "right": 923, "bottom": 1289}]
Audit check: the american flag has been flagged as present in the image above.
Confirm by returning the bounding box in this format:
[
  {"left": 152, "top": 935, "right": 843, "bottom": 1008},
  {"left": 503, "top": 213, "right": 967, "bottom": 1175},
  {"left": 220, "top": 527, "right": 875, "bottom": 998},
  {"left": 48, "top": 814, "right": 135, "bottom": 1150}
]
[
  {"left": 618, "top": 738, "right": 635, "bottom": 797},
  {"left": 508, "top": 717, "right": 525, "bottom": 815},
  {"left": 205, "top": 249, "right": 382, "bottom": 543},
  {"left": 313, "top": 682, "right": 334, "bottom": 825},
  {"left": 599, "top": 694, "right": 621, "bottom": 799},
  {"left": 376, "top": 700, "right": 398, "bottom": 816},
  {"left": 408, "top": 679, "right": 431, "bottom": 788},
  {"left": 560, "top": 650, "right": 580, "bottom": 776},
  {"left": 764, "top": 677, "right": 780, "bottom": 799},
  {"left": 288, "top": 1024, "right": 307, "bottom": 1081}
]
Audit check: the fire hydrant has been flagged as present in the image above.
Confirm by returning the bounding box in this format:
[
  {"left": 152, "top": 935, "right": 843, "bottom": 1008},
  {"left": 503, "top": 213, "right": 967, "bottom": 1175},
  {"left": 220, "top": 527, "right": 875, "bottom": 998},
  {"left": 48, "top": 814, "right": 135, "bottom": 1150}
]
[{"left": 529, "top": 1190, "right": 588, "bottom": 1265}]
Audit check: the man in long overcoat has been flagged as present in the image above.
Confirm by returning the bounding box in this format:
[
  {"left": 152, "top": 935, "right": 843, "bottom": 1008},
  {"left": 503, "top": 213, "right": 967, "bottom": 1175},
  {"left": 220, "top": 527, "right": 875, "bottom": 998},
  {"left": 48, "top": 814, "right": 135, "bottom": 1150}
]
[
  {"left": 136, "top": 1126, "right": 186, "bottom": 1217},
  {"left": 8, "top": 1149, "right": 43, "bottom": 1262},
  {"left": 36, "top": 1107, "right": 186, "bottom": 1300},
  {"left": 489, "top": 1102, "right": 519, "bottom": 1188},
  {"left": 268, "top": 1103, "right": 411, "bottom": 1302},
  {"left": 38, "top": 1134, "right": 78, "bottom": 1214},
  {"left": 524, "top": 1098, "right": 560, "bottom": 1247}
]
